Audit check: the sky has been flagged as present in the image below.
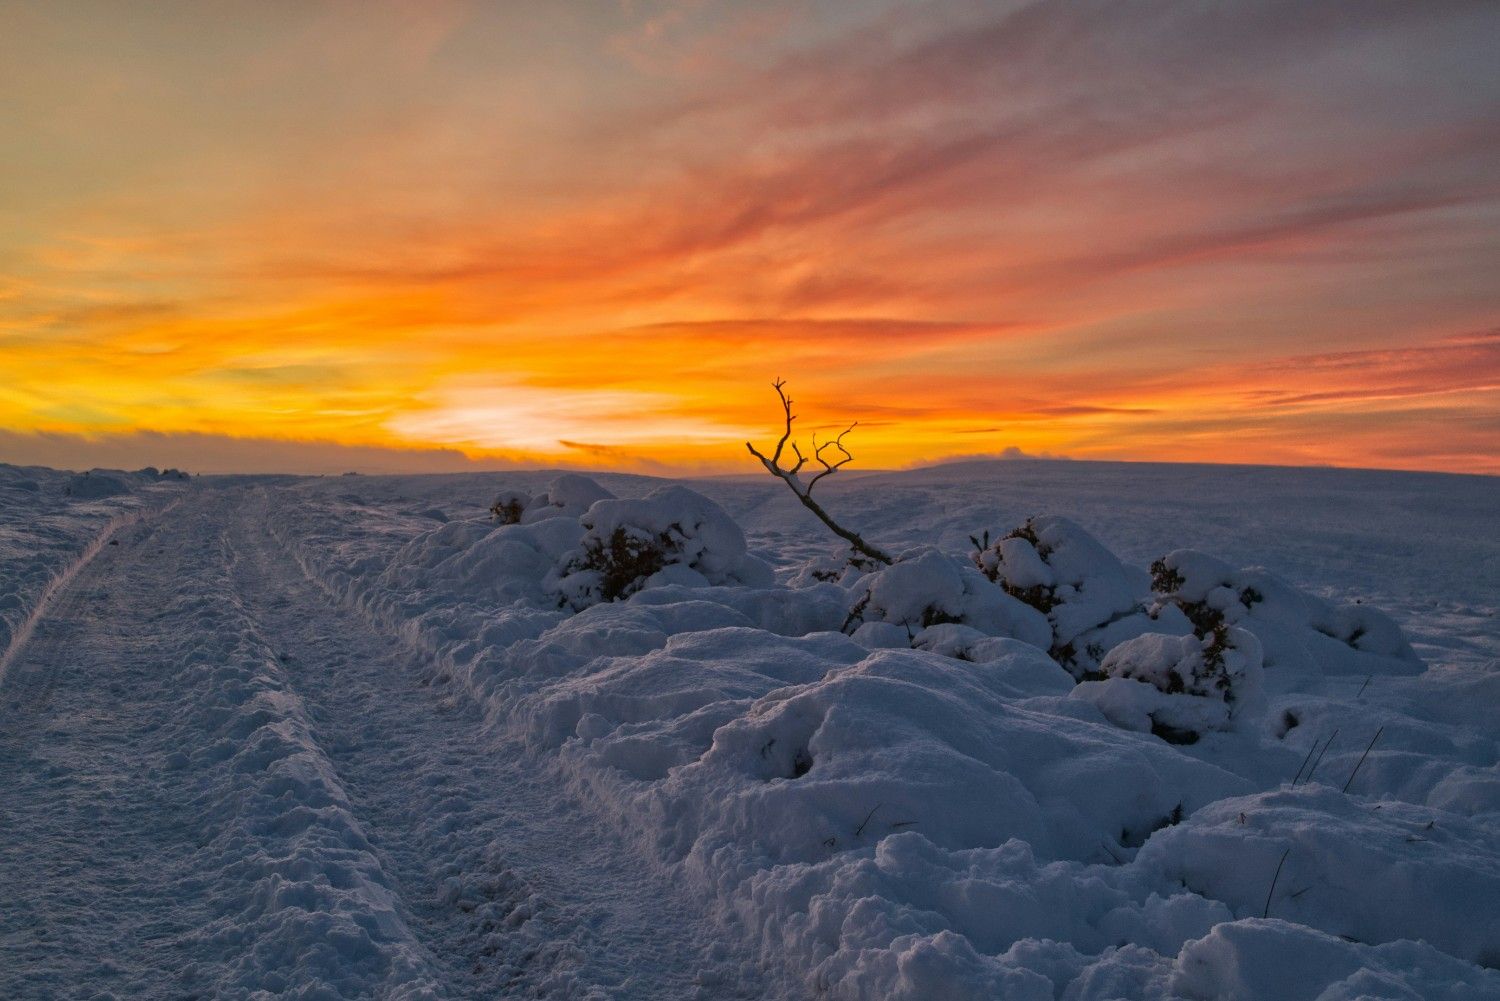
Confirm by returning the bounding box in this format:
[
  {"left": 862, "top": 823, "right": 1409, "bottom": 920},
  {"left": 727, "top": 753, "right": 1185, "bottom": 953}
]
[{"left": 2, "top": 0, "right": 1497, "bottom": 475}]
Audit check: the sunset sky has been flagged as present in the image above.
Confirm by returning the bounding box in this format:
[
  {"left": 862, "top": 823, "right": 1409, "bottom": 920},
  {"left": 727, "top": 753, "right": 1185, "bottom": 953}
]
[{"left": 2, "top": 1, "right": 1497, "bottom": 475}]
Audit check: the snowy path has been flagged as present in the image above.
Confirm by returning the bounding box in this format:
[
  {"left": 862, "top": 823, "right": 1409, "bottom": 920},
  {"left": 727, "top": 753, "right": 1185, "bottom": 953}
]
[
  {"left": 0, "top": 489, "right": 767, "bottom": 1000},
  {"left": 0, "top": 508, "right": 217, "bottom": 995}
]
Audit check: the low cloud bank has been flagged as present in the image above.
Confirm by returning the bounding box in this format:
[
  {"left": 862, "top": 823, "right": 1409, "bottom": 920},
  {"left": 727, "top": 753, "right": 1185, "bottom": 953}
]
[
  {"left": 0, "top": 429, "right": 534, "bottom": 476},
  {"left": 908, "top": 446, "right": 1074, "bottom": 469}
]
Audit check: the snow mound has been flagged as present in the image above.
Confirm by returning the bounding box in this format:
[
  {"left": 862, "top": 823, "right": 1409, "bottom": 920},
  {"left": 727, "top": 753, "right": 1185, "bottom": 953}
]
[
  {"left": 63, "top": 469, "right": 135, "bottom": 499},
  {"left": 1136, "top": 785, "right": 1500, "bottom": 966},
  {"left": 973, "top": 517, "right": 1172, "bottom": 676},
  {"left": 1151, "top": 550, "right": 1423, "bottom": 679},
  {"left": 629, "top": 645, "right": 1245, "bottom": 865},
  {"left": 413, "top": 516, "right": 583, "bottom": 607},
  {"left": 521, "top": 472, "right": 616, "bottom": 523},
  {"left": 547, "top": 485, "right": 774, "bottom": 610},
  {"left": 1071, "top": 627, "right": 1265, "bottom": 742},
  {"left": 843, "top": 548, "right": 1052, "bottom": 651},
  {"left": 1168, "top": 918, "right": 1500, "bottom": 1001}
]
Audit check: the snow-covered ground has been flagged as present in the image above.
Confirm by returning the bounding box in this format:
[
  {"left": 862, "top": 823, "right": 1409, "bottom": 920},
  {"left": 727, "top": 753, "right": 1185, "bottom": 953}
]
[
  {"left": 0, "top": 464, "right": 186, "bottom": 685},
  {"left": 1, "top": 459, "right": 1496, "bottom": 999}
]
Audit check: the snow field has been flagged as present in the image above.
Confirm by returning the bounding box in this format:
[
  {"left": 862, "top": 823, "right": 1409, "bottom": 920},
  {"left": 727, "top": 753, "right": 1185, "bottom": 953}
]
[
  {"left": 263, "top": 469, "right": 1500, "bottom": 1000},
  {"left": 170, "top": 530, "right": 441, "bottom": 998},
  {"left": 0, "top": 491, "right": 444, "bottom": 999},
  {"left": 0, "top": 465, "right": 184, "bottom": 679}
]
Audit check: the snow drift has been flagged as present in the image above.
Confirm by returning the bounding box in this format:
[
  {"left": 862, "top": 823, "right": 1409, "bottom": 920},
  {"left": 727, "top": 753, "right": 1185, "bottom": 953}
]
[{"left": 255, "top": 470, "right": 1497, "bottom": 1000}]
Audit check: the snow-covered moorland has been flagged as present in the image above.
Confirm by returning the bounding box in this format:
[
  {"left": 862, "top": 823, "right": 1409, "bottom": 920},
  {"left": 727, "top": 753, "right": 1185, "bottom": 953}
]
[
  {"left": 0, "top": 464, "right": 187, "bottom": 682},
  {"left": 2, "top": 459, "right": 1496, "bottom": 999}
]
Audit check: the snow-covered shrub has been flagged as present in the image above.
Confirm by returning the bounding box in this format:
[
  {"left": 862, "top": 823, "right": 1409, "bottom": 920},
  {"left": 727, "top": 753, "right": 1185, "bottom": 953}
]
[
  {"left": 520, "top": 473, "right": 616, "bottom": 524},
  {"left": 843, "top": 548, "right": 1052, "bottom": 651},
  {"left": 488, "top": 489, "right": 530, "bottom": 525},
  {"left": 1072, "top": 625, "right": 1264, "bottom": 742},
  {"left": 565, "top": 524, "right": 670, "bottom": 604},
  {"left": 1105, "top": 625, "right": 1262, "bottom": 704},
  {"left": 971, "top": 517, "right": 1172, "bottom": 677},
  {"left": 1149, "top": 549, "right": 1421, "bottom": 679},
  {"left": 547, "top": 486, "right": 773, "bottom": 611},
  {"left": 484, "top": 473, "right": 616, "bottom": 525},
  {"left": 788, "top": 546, "right": 886, "bottom": 589},
  {"left": 1149, "top": 551, "right": 1266, "bottom": 635}
]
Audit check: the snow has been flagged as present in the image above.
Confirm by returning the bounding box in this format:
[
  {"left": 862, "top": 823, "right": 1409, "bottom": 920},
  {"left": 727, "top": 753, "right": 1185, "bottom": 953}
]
[
  {"left": 2, "top": 459, "right": 1497, "bottom": 1000},
  {"left": 0, "top": 464, "right": 184, "bottom": 682},
  {"left": 1135, "top": 786, "right": 1500, "bottom": 966},
  {"left": 844, "top": 548, "right": 1054, "bottom": 649},
  {"left": 1150, "top": 548, "right": 1423, "bottom": 681},
  {"left": 974, "top": 516, "right": 1162, "bottom": 676},
  {"left": 1073, "top": 627, "right": 1265, "bottom": 740},
  {"left": 548, "top": 485, "right": 774, "bottom": 610}
]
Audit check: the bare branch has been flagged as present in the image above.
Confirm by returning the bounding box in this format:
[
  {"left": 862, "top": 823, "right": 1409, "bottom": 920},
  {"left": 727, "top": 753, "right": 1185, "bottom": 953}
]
[
  {"left": 788, "top": 441, "right": 807, "bottom": 477},
  {"left": 744, "top": 380, "right": 892, "bottom": 566},
  {"left": 770, "top": 377, "right": 794, "bottom": 466},
  {"left": 807, "top": 421, "right": 858, "bottom": 495}
]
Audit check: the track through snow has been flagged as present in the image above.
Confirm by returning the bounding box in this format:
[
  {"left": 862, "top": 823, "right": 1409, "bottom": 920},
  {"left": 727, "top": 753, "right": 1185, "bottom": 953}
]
[{"left": 0, "top": 489, "right": 766, "bottom": 1000}]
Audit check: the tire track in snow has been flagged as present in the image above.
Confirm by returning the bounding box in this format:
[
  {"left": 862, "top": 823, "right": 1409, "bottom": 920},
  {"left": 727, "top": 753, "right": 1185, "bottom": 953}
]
[
  {"left": 0, "top": 495, "right": 181, "bottom": 690},
  {"left": 235, "top": 487, "right": 767, "bottom": 1000},
  {"left": 0, "top": 493, "right": 445, "bottom": 999}
]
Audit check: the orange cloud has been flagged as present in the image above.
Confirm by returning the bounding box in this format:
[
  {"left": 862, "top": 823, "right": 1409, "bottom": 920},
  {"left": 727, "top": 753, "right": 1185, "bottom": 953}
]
[{"left": 1, "top": 2, "right": 1496, "bottom": 476}]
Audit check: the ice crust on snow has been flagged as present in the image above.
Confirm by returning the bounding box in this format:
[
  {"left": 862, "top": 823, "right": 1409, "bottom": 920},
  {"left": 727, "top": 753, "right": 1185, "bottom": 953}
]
[{"left": 11, "top": 461, "right": 1496, "bottom": 1000}]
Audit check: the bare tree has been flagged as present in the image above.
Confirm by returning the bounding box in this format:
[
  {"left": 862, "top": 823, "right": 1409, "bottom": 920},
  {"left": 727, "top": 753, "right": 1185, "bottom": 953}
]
[{"left": 745, "top": 379, "right": 893, "bottom": 566}]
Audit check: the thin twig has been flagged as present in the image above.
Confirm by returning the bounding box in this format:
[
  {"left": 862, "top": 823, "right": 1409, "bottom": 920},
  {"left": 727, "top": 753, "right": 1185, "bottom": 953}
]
[
  {"left": 1355, "top": 675, "right": 1373, "bottom": 699},
  {"left": 854, "top": 803, "right": 882, "bottom": 838},
  {"left": 1341, "top": 725, "right": 1384, "bottom": 794},
  {"left": 1291, "top": 736, "right": 1321, "bottom": 785},
  {"left": 1263, "top": 848, "right": 1291, "bottom": 918},
  {"left": 1302, "top": 728, "right": 1339, "bottom": 786},
  {"left": 806, "top": 422, "right": 858, "bottom": 495}
]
